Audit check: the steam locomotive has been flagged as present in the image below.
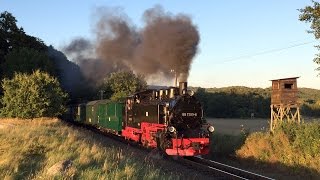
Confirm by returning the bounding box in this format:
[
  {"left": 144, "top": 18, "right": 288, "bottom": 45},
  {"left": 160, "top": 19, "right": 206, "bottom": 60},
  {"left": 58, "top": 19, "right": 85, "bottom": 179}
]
[{"left": 67, "top": 82, "right": 214, "bottom": 156}]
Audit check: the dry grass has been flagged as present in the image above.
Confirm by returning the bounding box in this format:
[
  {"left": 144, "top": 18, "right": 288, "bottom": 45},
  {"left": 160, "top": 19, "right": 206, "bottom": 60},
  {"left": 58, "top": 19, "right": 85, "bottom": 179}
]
[
  {"left": 0, "top": 118, "right": 179, "bottom": 179},
  {"left": 236, "top": 122, "right": 320, "bottom": 179}
]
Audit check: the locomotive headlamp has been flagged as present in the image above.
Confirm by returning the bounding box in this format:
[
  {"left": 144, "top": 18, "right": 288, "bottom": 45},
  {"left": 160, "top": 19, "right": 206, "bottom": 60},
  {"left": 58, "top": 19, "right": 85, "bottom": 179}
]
[
  {"left": 207, "top": 125, "right": 215, "bottom": 133},
  {"left": 168, "top": 126, "right": 176, "bottom": 133}
]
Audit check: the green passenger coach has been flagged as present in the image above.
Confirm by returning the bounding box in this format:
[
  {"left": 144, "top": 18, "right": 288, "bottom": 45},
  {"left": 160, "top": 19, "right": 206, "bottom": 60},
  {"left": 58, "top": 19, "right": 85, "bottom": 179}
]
[
  {"left": 97, "top": 101, "right": 124, "bottom": 133},
  {"left": 84, "top": 100, "right": 124, "bottom": 132}
]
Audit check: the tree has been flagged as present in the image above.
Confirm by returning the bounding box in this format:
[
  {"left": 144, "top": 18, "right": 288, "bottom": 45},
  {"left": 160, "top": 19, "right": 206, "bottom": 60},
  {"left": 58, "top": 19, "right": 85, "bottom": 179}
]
[
  {"left": 1, "top": 47, "right": 55, "bottom": 78},
  {"left": 0, "top": 11, "right": 46, "bottom": 53},
  {"left": 0, "top": 70, "right": 68, "bottom": 118},
  {"left": 102, "top": 71, "right": 147, "bottom": 101},
  {"left": 299, "top": 1, "right": 320, "bottom": 72},
  {"left": 0, "top": 11, "right": 21, "bottom": 60},
  {"left": 0, "top": 11, "right": 47, "bottom": 80}
]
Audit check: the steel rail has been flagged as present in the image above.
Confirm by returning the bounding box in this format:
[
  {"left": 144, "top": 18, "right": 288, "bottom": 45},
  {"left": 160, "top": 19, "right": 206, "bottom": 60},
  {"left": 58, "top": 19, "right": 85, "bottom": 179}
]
[{"left": 186, "top": 156, "right": 275, "bottom": 180}]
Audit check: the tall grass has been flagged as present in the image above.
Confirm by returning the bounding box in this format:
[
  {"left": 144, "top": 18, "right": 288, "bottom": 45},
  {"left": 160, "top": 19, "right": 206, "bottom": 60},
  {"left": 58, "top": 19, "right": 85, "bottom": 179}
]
[
  {"left": 236, "top": 121, "right": 320, "bottom": 177},
  {"left": 0, "top": 118, "right": 179, "bottom": 179}
]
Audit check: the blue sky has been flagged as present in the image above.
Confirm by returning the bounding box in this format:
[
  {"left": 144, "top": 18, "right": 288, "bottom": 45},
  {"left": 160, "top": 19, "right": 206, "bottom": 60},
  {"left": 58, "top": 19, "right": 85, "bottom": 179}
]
[{"left": 1, "top": 0, "right": 319, "bottom": 89}]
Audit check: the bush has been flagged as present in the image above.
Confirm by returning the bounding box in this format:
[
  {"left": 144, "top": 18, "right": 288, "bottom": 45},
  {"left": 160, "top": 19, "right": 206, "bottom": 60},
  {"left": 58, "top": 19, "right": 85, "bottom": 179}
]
[
  {"left": 236, "top": 121, "right": 320, "bottom": 173},
  {"left": 0, "top": 70, "right": 68, "bottom": 118},
  {"left": 279, "top": 122, "right": 320, "bottom": 157}
]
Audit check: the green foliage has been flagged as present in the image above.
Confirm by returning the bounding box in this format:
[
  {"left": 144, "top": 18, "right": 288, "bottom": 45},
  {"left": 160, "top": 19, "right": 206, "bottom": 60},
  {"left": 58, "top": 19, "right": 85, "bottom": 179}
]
[
  {"left": 0, "top": 11, "right": 47, "bottom": 95},
  {"left": 299, "top": 1, "right": 320, "bottom": 72},
  {"left": 299, "top": 1, "right": 320, "bottom": 39},
  {"left": 193, "top": 86, "right": 320, "bottom": 118},
  {"left": 0, "top": 11, "right": 46, "bottom": 65},
  {"left": 0, "top": 11, "right": 21, "bottom": 64},
  {"left": 237, "top": 121, "right": 320, "bottom": 174},
  {"left": 102, "top": 71, "right": 147, "bottom": 101},
  {"left": 2, "top": 47, "right": 55, "bottom": 78},
  {"left": 194, "top": 86, "right": 271, "bottom": 118},
  {"left": 0, "top": 11, "right": 46, "bottom": 52},
  {"left": 0, "top": 70, "right": 68, "bottom": 118},
  {"left": 279, "top": 122, "right": 320, "bottom": 157},
  {"left": 0, "top": 11, "right": 92, "bottom": 103}
]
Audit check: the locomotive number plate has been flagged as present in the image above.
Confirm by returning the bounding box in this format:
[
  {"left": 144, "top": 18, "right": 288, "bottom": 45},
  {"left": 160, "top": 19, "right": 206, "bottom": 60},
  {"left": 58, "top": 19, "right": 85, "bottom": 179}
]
[{"left": 182, "top": 113, "right": 197, "bottom": 117}]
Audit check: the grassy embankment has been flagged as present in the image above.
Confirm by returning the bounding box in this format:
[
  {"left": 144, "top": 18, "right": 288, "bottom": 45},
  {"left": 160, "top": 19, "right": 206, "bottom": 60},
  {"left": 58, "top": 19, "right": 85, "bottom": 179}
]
[
  {"left": 0, "top": 118, "right": 179, "bottom": 179},
  {"left": 209, "top": 120, "right": 320, "bottom": 179}
]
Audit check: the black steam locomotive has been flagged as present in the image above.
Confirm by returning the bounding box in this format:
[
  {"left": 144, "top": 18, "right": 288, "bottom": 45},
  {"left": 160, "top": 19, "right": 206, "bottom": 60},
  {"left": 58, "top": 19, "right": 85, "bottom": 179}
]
[{"left": 68, "top": 82, "right": 214, "bottom": 156}]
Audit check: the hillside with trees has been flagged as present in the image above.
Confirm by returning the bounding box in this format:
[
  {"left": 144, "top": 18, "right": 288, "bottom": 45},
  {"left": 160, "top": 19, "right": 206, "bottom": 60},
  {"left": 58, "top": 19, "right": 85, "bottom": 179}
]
[{"left": 193, "top": 86, "right": 320, "bottom": 118}]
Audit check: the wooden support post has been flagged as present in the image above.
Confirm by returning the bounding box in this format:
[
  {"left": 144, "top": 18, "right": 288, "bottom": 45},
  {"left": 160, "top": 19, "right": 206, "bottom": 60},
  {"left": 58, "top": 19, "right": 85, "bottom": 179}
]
[
  {"left": 270, "top": 104, "right": 300, "bottom": 132},
  {"left": 270, "top": 105, "right": 273, "bottom": 132}
]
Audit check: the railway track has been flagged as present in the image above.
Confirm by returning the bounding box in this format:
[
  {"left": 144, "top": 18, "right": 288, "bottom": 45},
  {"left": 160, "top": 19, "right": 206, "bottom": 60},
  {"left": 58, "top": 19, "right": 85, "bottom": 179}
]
[
  {"left": 66, "top": 120, "right": 275, "bottom": 179},
  {"left": 181, "top": 156, "right": 275, "bottom": 180}
]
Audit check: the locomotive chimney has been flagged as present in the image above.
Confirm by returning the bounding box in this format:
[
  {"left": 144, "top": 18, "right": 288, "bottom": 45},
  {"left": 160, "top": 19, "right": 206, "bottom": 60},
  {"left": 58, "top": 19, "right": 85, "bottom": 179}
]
[{"left": 179, "top": 82, "right": 187, "bottom": 95}]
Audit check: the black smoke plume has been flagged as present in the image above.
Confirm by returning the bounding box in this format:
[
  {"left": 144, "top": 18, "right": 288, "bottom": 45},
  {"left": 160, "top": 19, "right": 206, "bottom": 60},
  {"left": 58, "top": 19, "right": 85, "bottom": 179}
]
[{"left": 63, "top": 5, "right": 199, "bottom": 86}]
